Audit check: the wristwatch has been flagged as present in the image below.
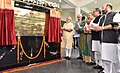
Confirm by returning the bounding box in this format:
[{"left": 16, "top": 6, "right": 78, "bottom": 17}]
[{"left": 102, "top": 27, "right": 105, "bottom": 30}]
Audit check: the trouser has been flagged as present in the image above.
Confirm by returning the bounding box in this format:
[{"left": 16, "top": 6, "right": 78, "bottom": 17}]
[
  {"left": 92, "top": 40, "right": 102, "bottom": 66},
  {"left": 66, "top": 49, "right": 72, "bottom": 57},
  {"left": 87, "top": 34, "right": 94, "bottom": 62},
  {"left": 74, "top": 37, "right": 82, "bottom": 57},
  {"left": 117, "top": 44, "right": 120, "bottom": 73},
  {"left": 102, "top": 43, "right": 119, "bottom": 73},
  {"left": 94, "top": 51, "right": 102, "bottom": 66},
  {"left": 118, "top": 62, "right": 120, "bottom": 73},
  {"left": 102, "top": 60, "right": 118, "bottom": 73},
  {"left": 73, "top": 37, "right": 79, "bottom": 49}
]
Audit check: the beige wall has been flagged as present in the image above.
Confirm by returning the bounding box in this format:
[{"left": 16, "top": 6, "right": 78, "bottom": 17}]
[
  {"left": 61, "top": 9, "right": 76, "bottom": 22},
  {"left": 114, "top": 5, "right": 120, "bottom": 12}
]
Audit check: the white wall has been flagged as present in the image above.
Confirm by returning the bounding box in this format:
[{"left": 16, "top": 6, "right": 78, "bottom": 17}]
[{"left": 61, "top": 9, "right": 76, "bottom": 22}]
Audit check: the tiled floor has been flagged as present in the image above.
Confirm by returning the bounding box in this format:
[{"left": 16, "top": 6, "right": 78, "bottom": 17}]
[
  {"left": 13, "top": 49, "right": 99, "bottom": 73},
  {"left": 13, "top": 59, "right": 99, "bottom": 73}
]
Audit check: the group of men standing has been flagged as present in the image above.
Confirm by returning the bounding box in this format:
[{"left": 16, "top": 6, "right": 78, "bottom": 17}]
[
  {"left": 74, "top": 3, "right": 120, "bottom": 73},
  {"left": 91, "top": 3, "right": 120, "bottom": 73},
  {"left": 62, "top": 3, "right": 120, "bottom": 73}
]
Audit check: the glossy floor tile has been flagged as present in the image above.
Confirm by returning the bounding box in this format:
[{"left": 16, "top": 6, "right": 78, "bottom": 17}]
[
  {"left": 13, "top": 59, "right": 99, "bottom": 73},
  {"left": 13, "top": 48, "right": 99, "bottom": 73}
]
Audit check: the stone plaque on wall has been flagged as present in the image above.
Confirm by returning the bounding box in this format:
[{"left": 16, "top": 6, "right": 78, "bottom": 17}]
[{"left": 14, "top": 7, "right": 45, "bottom": 36}]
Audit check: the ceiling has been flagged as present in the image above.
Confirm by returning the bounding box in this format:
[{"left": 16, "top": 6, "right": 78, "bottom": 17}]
[
  {"left": 50, "top": 0, "right": 120, "bottom": 12},
  {"left": 48, "top": 0, "right": 120, "bottom": 21},
  {"left": 82, "top": 0, "right": 120, "bottom": 12}
]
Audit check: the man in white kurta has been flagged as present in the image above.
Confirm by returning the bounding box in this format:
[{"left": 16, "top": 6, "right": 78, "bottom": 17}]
[
  {"left": 62, "top": 16, "right": 74, "bottom": 60},
  {"left": 113, "top": 12, "right": 120, "bottom": 73},
  {"left": 90, "top": 8, "right": 103, "bottom": 69},
  {"left": 94, "top": 3, "right": 119, "bottom": 73}
]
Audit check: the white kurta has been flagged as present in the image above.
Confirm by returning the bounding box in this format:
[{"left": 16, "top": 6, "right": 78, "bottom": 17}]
[
  {"left": 113, "top": 12, "right": 120, "bottom": 22},
  {"left": 113, "top": 12, "right": 120, "bottom": 73},
  {"left": 62, "top": 22, "right": 74, "bottom": 49},
  {"left": 101, "top": 43, "right": 119, "bottom": 63},
  {"left": 92, "top": 40, "right": 102, "bottom": 66},
  {"left": 117, "top": 35, "right": 120, "bottom": 72},
  {"left": 92, "top": 40, "right": 101, "bottom": 52},
  {"left": 117, "top": 44, "right": 120, "bottom": 72},
  {"left": 91, "top": 17, "right": 100, "bottom": 52}
]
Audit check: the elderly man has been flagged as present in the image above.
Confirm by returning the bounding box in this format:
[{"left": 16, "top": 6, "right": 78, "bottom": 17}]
[
  {"left": 62, "top": 16, "right": 74, "bottom": 60},
  {"left": 74, "top": 14, "right": 83, "bottom": 59}
]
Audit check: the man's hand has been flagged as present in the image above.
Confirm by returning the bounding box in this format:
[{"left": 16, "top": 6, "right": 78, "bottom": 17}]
[
  {"left": 75, "top": 25, "right": 80, "bottom": 30},
  {"left": 61, "top": 27, "right": 65, "bottom": 31},
  {"left": 113, "top": 23, "right": 120, "bottom": 30},
  {"left": 94, "top": 26, "right": 103, "bottom": 31},
  {"left": 64, "top": 29, "right": 73, "bottom": 32}
]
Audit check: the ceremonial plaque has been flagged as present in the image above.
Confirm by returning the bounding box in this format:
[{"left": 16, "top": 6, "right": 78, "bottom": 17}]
[{"left": 14, "top": 7, "right": 45, "bottom": 36}]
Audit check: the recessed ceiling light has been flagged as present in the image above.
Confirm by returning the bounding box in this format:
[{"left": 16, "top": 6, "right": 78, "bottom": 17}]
[
  {"left": 94, "top": 1, "right": 97, "bottom": 4},
  {"left": 59, "top": 0, "right": 61, "bottom": 2}
]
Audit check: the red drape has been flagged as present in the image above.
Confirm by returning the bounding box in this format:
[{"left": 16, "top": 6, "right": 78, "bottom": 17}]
[
  {"left": 48, "top": 17, "right": 61, "bottom": 43},
  {"left": 0, "top": 9, "right": 16, "bottom": 46},
  {"left": 44, "top": 12, "right": 50, "bottom": 36}
]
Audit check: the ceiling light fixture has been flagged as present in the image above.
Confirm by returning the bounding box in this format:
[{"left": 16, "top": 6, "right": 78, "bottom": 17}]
[
  {"left": 59, "top": 0, "right": 61, "bottom": 2},
  {"left": 94, "top": 1, "right": 97, "bottom": 4}
]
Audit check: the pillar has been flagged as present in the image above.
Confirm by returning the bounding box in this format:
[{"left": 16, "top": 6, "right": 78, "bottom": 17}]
[{"left": 75, "top": 7, "right": 81, "bottom": 21}]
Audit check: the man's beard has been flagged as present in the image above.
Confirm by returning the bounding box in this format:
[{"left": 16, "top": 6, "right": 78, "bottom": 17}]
[{"left": 102, "top": 10, "right": 107, "bottom": 14}]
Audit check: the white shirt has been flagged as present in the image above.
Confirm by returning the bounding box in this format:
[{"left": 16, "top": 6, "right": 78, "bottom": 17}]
[
  {"left": 113, "top": 12, "right": 120, "bottom": 22},
  {"left": 73, "top": 21, "right": 82, "bottom": 37}
]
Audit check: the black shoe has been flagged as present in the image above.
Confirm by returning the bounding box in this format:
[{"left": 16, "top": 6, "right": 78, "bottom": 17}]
[
  {"left": 98, "top": 71, "right": 104, "bottom": 73},
  {"left": 93, "top": 65, "right": 102, "bottom": 69},
  {"left": 81, "top": 61, "right": 85, "bottom": 63},
  {"left": 87, "top": 62, "right": 96, "bottom": 65},
  {"left": 68, "top": 57, "right": 71, "bottom": 60},
  {"left": 98, "top": 68, "right": 104, "bottom": 73},
  {"left": 64, "top": 56, "right": 69, "bottom": 59},
  {"left": 76, "top": 56, "right": 83, "bottom": 60}
]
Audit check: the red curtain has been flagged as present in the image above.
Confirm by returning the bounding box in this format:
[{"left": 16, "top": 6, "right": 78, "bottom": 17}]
[
  {"left": 0, "top": 9, "right": 16, "bottom": 46},
  {"left": 44, "top": 12, "right": 50, "bottom": 36},
  {"left": 48, "top": 17, "right": 61, "bottom": 43}
]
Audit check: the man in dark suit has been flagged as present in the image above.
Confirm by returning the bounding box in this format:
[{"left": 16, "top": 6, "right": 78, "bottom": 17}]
[{"left": 94, "top": 3, "right": 118, "bottom": 73}]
